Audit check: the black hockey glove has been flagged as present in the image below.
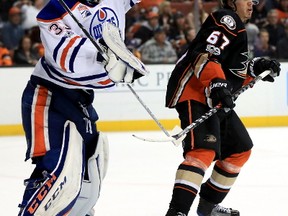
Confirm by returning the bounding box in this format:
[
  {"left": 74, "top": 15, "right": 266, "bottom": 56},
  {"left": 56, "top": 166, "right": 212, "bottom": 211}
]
[
  {"left": 209, "top": 78, "right": 235, "bottom": 109},
  {"left": 248, "top": 57, "right": 281, "bottom": 82}
]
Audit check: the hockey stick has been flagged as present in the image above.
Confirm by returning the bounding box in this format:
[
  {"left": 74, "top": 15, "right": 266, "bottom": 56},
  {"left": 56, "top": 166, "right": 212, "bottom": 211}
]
[
  {"left": 132, "top": 70, "right": 271, "bottom": 145},
  {"left": 126, "top": 84, "right": 182, "bottom": 145},
  {"left": 57, "top": 0, "right": 173, "bottom": 141},
  {"left": 126, "top": 84, "right": 169, "bottom": 136},
  {"left": 57, "top": 0, "right": 108, "bottom": 61},
  {"left": 58, "top": 0, "right": 149, "bottom": 76}
]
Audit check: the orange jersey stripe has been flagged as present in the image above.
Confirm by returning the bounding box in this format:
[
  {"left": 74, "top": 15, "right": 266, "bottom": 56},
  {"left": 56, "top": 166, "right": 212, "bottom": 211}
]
[
  {"left": 98, "top": 79, "right": 113, "bottom": 85},
  {"left": 211, "top": 13, "right": 238, "bottom": 37},
  {"left": 188, "top": 100, "right": 195, "bottom": 149},
  {"left": 197, "top": 60, "right": 225, "bottom": 86},
  {"left": 63, "top": 77, "right": 82, "bottom": 86},
  {"left": 238, "top": 29, "right": 246, "bottom": 33},
  {"left": 174, "top": 185, "right": 198, "bottom": 195},
  {"left": 206, "top": 181, "right": 229, "bottom": 193},
  {"left": 243, "top": 76, "right": 253, "bottom": 86},
  {"left": 60, "top": 36, "right": 81, "bottom": 72},
  {"left": 179, "top": 60, "right": 225, "bottom": 104}
]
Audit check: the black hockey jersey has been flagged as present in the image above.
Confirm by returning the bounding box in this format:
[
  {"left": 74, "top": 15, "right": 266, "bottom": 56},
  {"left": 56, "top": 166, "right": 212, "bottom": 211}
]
[{"left": 166, "top": 9, "right": 253, "bottom": 108}]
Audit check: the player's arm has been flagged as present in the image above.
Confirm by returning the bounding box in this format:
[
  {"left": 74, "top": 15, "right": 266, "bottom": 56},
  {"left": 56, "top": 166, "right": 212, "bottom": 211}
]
[
  {"left": 101, "top": 22, "right": 149, "bottom": 83},
  {"left": 35, "top": 1, "right": 112, "bottom": 85},
  {"left": 189, "top": 13, "right": 239, "bottom": 108},
  {"left": 38, "top": 19, "right": 104, "bottom": 71},
  {"left": 247, "top": 57, "right": 281, "bottom": 82},
  {"left": 191, "top": 13, "right": 238, "bottom": 87},
  {"left": 191, "top": 50, "right": 234, "bottom": 109}
]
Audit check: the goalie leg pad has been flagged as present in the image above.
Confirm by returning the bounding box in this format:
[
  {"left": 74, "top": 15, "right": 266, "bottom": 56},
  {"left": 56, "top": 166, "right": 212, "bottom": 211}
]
[
  {"left": 69, "top": 132, "right": 109, "bottom": 216},
  {"left": 19, "top": 121, "right": 84, "bottom": 216}
]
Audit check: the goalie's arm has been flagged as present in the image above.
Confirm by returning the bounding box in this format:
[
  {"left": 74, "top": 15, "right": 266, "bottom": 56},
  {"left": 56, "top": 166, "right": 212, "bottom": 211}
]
[
  {"left": 56, "top": 1, "right": 148, "bottom": 82},
  {"left": 102, "top": 22, "right": 150, "bottom": 77},
  {"left": 105, "top": 49, "right": 137, "bottom": 83}
]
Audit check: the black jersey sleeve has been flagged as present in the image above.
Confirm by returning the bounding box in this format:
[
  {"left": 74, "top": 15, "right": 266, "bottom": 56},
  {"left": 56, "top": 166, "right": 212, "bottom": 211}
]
[
  {"left": 183, "top": 9, "right": 248, "bottom": 79},
  {"left": 203, "top": 9, "right": 246, "bottom": 61}
]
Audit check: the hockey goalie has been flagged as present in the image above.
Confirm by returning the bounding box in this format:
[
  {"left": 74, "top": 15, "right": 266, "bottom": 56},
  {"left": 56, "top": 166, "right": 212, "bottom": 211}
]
[{"left": 17, "top": 0, "right": 148, "bottom": 215}]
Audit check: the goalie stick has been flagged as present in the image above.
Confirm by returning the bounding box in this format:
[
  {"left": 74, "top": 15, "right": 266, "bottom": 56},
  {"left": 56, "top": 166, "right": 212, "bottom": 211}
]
[
  {"left": 57, "top": 0, "right": 172, "bottom": 141},
  {"left": 57, "top": 0, "right": 108, "bottom": 61},
  {"left": 126, "top": 84, "right": 182, "bottom": 146},
  {"left": 57, "top": 0, "right": 149, "bottom": 76},
  {"left": 132, "top": 70, "right": 271, "bottom": 146}
]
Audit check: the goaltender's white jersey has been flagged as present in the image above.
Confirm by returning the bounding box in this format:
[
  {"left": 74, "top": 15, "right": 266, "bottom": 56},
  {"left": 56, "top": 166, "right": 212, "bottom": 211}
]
[{"left": 33, "top": 0, "right": 140, "bottom": 89}]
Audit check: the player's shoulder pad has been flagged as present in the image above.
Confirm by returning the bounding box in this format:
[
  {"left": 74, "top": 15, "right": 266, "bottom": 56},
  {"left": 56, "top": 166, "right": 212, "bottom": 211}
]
[
  {"left": 37, "top": 0, "right": 79, "bottom": 21},
  {"left": 211, "top": 9, "right": 245, "bottom": 34}
]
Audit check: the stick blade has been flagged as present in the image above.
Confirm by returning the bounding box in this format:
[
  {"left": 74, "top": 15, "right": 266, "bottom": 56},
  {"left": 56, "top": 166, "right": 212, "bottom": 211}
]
[
  {"left": 131, "top": 125, "right": 185, "bottom": 147},
  {"left": 170, "top": 125, "right": 185, "bottom": 147},
  {"left": 132, "top": 134, "right": 175, "bottom": 143}
]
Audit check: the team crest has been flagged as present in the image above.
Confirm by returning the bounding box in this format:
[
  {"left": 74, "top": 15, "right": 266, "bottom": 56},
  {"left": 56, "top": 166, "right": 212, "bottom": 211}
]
[
  {"left": 90, "top": 7, "right": 119, "bottom": 39},
  {"left": 78, "top": 5, "right": 92, "bottom": 18},
  {"left": 204, "top": 134, "right": 217, "bottom": 143},
  {"left": 220, "top": 15, "right": 236, "bottom": 30},
  {"left": 230, "top": 52, "right": 249, "bottom": 78}
]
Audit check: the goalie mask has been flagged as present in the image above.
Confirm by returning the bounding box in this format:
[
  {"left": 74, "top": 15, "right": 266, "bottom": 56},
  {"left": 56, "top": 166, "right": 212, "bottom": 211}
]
[
  {"left": 79, "top": 0, "right": 101, "bottom": 6},
  {"left": 220, "top": 0, "right": 259, "bottom": 11}
]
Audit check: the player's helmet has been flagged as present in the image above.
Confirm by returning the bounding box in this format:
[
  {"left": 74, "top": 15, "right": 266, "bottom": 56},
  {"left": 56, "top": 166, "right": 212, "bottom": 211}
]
[
  {"left": 79, "top": 0, "right": 101, "bottom": 6},
  {"left": 220, "top": 0, "right": 232, "bottom": 9},
  {"left": 220, "top": 0, "right": 259, "bottom": 10},
  {"left": 87, "top": 0, "right": 101, "bottom": 3}
]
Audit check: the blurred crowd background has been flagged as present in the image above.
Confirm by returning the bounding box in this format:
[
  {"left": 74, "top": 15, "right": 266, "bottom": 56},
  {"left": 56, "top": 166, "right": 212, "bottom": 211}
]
[{"left": 1, "top": 0, "right": 288, "bottom": 67}]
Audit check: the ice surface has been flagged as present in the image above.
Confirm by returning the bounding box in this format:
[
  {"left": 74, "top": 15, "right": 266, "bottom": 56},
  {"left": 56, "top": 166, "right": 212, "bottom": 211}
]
[{"left": 0, "top": 127, "right": 287, "bottom": 215}]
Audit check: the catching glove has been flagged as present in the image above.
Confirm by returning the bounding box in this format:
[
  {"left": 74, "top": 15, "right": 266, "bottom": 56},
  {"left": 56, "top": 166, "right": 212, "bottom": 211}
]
[
  {"left": 209, "top": 78, "right": 235, "bottom": 109},
  {"left": 248, "top": 57, "right": 281, "bottom": 82},
  {"left": 105, "top": 49, "right": 135, "bottom": 83}
]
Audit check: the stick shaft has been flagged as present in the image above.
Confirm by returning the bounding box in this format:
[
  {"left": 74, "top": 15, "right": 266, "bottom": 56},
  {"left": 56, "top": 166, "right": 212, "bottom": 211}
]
[
  {"left": 58, "top": 0, "right": 170, "bottom": 138},
  {"left": 127, "top": 84, "right": 170, "bottom": 137},
  {"left": 57, "top": 0, "right": 108, "bottom": 61},
  {"left": 173, "top": 70, "right": 271, "bottom": 139}
]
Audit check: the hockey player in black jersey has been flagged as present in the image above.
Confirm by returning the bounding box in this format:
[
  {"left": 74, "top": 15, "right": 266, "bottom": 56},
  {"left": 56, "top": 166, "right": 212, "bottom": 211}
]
[{"left": 165, "top": 0, "right": 281, "bottom": 216}]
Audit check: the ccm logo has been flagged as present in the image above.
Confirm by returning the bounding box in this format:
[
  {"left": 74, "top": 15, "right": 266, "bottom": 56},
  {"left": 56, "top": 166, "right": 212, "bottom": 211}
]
[
  {"left": 27, "top": 174, "right": 67, "bottom": 214},
  {"left": 44, "top": 176, "right": 67, "bottom": 211}
]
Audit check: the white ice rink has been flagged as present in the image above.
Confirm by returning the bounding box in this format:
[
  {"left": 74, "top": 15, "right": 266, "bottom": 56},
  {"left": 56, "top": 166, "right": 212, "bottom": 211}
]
[{"left": 1, "top": 127, "right": 288, "bottom": 216}]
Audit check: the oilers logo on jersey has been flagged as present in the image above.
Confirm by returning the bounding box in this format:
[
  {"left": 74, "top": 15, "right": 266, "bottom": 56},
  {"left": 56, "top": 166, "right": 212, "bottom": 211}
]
[{"left": 90, "top": 7, "right": 119, "bottom": 39}]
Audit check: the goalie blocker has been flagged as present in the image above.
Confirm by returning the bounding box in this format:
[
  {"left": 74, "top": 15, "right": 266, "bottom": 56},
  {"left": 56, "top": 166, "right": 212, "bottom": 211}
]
[{"left": 18, "top": 122, "right": 109, "bottom": 216}]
